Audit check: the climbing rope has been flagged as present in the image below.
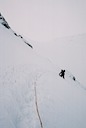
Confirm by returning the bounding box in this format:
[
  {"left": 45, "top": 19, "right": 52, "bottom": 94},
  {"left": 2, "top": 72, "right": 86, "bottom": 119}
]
[{"left": 34, "top": 81, "right": 44, "bottom": 128}]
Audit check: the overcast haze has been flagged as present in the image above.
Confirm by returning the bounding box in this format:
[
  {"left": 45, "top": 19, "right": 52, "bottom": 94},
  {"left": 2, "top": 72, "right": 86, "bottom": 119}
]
[{"left": 1, "top": 0, "right": 86, "bottom": 42}]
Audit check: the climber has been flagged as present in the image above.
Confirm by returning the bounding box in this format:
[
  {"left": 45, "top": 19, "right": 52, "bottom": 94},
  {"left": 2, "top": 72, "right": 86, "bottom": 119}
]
[
  {"left": 73, "top": 76, "right": 76, "bottom": 81},
  {"left": 59, "top": 69, "right": 65, "bottom": 79}
]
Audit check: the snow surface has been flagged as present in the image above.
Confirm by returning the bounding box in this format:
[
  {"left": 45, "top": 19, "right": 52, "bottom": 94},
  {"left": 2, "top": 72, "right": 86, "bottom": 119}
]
[
  {"left": 33, "top": 34, "right": 86, "bottom": 85},
  {"left": 0, "top": 18, "right": 86, "bottom": 128}
]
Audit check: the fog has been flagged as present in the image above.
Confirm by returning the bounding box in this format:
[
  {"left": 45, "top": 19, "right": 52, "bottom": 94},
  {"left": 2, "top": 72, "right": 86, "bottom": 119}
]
[{"left": 1, "top": 0, "right": 86, "bottom": 42}]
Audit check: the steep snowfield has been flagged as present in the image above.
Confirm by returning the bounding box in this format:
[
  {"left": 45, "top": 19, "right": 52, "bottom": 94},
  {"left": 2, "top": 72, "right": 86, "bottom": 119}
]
[
  {"left": 36, "top": 72, "right": 86, "bottom": 128},
  {"left": 0, "top": 17, "right": 86, "bottom": 128},
  {"left": 33, "top": 34, "right": 86, "bottom": 85},
  {"left": 0, "top": 22, "right": 56, "bottom": 128}
]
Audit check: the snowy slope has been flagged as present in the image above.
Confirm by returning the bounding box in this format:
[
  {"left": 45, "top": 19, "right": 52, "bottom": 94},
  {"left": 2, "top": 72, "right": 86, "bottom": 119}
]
[
  {"left": 33, "top": 34, "right": 86, "bottom": 85},
  {"left": 0, "top": 14, "right": 86, "bottom": 128},
  {"left": 0, "top": 15, "right": 55, "bottom": 128}
]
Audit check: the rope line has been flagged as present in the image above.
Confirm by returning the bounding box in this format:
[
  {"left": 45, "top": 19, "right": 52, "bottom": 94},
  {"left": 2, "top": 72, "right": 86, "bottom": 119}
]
[{"left": 34, "top": 81, "right": 44, "bottom": 128}]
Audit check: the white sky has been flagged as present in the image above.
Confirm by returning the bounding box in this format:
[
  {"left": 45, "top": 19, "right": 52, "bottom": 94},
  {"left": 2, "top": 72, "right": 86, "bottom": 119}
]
[{"left": 0, "top": 0, "right": 86, "bottom": 42}]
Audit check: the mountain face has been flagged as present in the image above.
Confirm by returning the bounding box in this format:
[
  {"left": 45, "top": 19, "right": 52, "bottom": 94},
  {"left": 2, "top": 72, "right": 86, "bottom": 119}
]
[{"left": 0, "top": 14, "right": 86, "bottom": 128}]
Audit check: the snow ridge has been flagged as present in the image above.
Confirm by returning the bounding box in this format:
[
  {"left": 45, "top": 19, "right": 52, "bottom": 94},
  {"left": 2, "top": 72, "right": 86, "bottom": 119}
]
[
  {"left": 0, "top": 13, "right": 10, "bottom": 29},
  {"left": 0, "top": 13, "right": 86, "bottom": 128},
  {"left": 0, "top": 13, "right": 33, "bottom": 49}
]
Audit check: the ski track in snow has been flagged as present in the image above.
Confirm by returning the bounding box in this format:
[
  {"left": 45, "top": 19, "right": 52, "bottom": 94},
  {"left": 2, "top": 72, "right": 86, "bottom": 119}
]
[
  {"left": 0, "top": 14, "right": 86, "bottom": 128},
  {"left": 0, "top": 64, "right": 55, "bottom": 128},
  {"left": 0, "top": 64, "right": 86, "bottom": 128}
]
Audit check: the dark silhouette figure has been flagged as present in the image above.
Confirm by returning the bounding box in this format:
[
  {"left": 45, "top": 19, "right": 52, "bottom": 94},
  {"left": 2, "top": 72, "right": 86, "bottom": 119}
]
[
  {"left": 14, "top": 32, "right": 18, "bottom": 36},
  {"left": 59, "top": 69, "right": 65, "bottom": 79},
  {"left": 25, "top": 42, "right": 33, "bottom": 49},
  {"left": 73, "top": 76, "right": 76, "bottom": 81}
]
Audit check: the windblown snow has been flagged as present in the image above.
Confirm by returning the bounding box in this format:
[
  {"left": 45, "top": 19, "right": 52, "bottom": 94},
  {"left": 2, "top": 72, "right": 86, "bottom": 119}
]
[{"left": 0, "top": 14, "right": 86, "bottom": 128}]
